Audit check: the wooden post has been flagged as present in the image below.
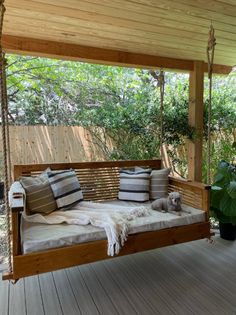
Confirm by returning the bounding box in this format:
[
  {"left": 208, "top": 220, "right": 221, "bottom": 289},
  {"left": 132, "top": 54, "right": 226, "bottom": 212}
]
[{"left": 188, "top": 60, "right": 204, "bottom": 182}]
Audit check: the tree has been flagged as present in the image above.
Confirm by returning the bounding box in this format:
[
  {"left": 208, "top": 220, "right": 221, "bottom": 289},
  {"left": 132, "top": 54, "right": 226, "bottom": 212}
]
[{"left": 6, "top": 54, "right": 236, "bottom": 181}]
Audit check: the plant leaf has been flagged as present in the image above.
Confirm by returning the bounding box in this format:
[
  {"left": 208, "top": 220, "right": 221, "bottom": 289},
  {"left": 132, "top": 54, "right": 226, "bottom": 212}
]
[
  {"left": 210, "top": 187, "right": 225, "bottom": 209},
  {"left": 220, "top": 192, "right": 236, "bottom": 216},
  {"left": 227, "top": 181, "right": 236, "bottom": 199},
  {"left": 211, "top": 185, "right": 223, "bottom": 191}
]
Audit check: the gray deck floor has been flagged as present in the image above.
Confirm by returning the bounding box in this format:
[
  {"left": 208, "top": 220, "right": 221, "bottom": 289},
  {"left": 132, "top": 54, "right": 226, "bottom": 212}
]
[{"left": 1, "top": 235, "right": 236, "bottom": 315}]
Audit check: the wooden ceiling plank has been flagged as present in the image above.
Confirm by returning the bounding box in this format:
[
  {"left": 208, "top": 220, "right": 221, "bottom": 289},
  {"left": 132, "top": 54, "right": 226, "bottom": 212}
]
[
  {"left": 6, "top": 6, "right": 236, "bottom": 49},
  {"left": 5, "top": 0, "right": 236, "bottom": 62},
  {"left": 5, "top": 15, "right": 236, "bottom": 61},
  {"left": 14, "top": 0, "right": 236, "bottom": 33},
  {"left": 216, "top": 0, "right": 236, "bottom": 6},
  {"left": 4, "top": 3, "right": 212, "bottom": 39},
  {"left": 69, "top": 0, "right": 236, "bottom": 36},
  {"left": 79, "top": 0, "right": 236, "bottom": 38},
  {"left": 6, "top": 0, "right": 236, "bottom": 41},
  {"left": 5, "top": 24, "right": 236, "bottom": 66},
  {"left": 4, "top": 1, "right": 235, "bottom": 67},
  {"left": 4, "top": 15, "right": 235, "bottom": 58},
  {"left": 128, "top": 0, "right": 236, "bottom": 25},
  {"left": 2, "top": 35, "right": 232, "bottom": 74},
  {"left": 175, "top": 0, "right": 236, "bottom": 16},
  {"left": 70, "top": 0, "right": 236, "bottom": 29}
]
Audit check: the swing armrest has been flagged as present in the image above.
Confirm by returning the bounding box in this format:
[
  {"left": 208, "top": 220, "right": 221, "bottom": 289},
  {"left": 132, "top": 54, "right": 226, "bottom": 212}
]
[
  {"left": 168, "top": 176, "right": 211, "bottom": 190},
  {"left": 9, "top": 181, "right": 25, "bottom": 213},
  {"left": 168, "top": 176, "right": 210, "bottom": 213}
]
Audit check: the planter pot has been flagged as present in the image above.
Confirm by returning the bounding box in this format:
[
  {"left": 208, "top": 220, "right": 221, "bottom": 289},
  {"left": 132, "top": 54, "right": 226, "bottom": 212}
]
[
  {"left": 0, "top": 182, "right": 4, "bottom": 200},
  {"left": 219, "top": 222, "right": 236, "bottom": 241}
]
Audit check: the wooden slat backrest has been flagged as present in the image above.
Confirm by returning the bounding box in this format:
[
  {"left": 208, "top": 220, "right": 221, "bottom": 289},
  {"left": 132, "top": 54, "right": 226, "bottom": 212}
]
[{"left": 14, "top": 159, "right": 162, "bottom": 202}]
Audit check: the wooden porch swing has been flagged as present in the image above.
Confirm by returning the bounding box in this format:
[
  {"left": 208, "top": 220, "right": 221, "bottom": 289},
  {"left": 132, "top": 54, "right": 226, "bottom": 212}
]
[{"left": 0, "top": 1, "right": 217, "bottom": 281}]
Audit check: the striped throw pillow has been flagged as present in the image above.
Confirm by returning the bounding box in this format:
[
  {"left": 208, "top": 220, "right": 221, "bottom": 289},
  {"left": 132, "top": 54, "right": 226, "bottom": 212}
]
[
  {"left": 118, "top": 168, "right": 151, "bottom": 202},
  {"left": 20, "top": 172, "right": 57, "bottom": 215},
  {"left": 47, "top": 169, "right": 83, "bottom": 210},
  {"left": 150, "top": 168, "right": 171, "bottom": 200}
]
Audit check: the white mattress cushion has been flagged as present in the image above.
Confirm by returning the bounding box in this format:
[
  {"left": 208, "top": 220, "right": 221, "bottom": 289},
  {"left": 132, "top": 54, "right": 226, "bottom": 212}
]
[{"left": 21, "top": 200, "right": 206, "bottom": 254}]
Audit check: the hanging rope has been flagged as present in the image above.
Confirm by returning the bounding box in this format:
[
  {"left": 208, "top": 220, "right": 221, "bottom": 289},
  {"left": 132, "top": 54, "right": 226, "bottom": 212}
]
[
  {"left": 0, "top": 0, "right": 12, "bottom": 273},
  {"left": 206, "top": 24, "right": 216, "bottom": 184},
  {"left": 157, "top": 70, "right": 165, "bottom": 159},
  {"left": 2, "top": 54, "right": 11, "bottom": 183},
  {"left": 149, "top": 69, "right": 165, "bottom": 159}
]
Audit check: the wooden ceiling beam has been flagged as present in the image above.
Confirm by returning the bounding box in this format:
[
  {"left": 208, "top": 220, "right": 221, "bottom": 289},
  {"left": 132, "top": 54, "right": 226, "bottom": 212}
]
[{"left": 2, "top": 35, "right": 232, "bottom": 74}]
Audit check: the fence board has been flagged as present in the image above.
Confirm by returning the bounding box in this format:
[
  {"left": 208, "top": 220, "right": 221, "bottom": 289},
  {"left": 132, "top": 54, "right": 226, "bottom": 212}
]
[{"left": 0, "top": 126, "right": 108, "bottom": 170}]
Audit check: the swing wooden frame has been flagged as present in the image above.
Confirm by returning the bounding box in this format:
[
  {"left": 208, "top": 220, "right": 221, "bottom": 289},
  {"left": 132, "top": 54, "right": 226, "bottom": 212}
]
[{"left": 3, "top": 159, "right": 211, "bottom": 281}]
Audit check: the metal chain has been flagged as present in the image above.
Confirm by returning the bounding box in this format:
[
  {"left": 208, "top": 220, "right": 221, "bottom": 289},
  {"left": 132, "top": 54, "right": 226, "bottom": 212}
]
[
  {"left": 0, "top": 0, "right": 12, "bottom": 273},
  {"left": 206, "top": 24, "right": 216, "bottom": 184}
]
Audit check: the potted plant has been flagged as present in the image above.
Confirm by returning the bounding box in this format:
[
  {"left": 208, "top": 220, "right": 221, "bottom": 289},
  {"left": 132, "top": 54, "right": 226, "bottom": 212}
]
[{"left": 211, "top": 160, "right": 236, "bottom": 240}]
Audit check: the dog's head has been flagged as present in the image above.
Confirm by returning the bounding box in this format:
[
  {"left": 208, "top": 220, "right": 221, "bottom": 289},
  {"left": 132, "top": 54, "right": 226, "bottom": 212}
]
[{"left": 168, "top": 192, "right": 182, "bottom": 206}]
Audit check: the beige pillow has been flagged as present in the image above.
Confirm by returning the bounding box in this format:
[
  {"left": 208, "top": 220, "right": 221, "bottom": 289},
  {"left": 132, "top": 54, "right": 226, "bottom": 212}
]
[
  {"left": 150, "top": 168, "right": 171, "bottom": 200},
  {"left": 20, "top": 172, "right": 57, "bottom": 215}
]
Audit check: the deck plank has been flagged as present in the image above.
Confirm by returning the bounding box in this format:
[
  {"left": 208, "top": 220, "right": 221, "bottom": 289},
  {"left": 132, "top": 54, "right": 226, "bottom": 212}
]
[
  {"left": 79, "top": 263, "right": 118, "bottom": 315},
  {"left": 159, "top": 242, "right": 236, "bottom": 315},
  {"left": 53, "top": 269, "right": 81, "bottom": 315},
  {"left": 0, "top": 275, "right": 9, "bottom": 315},
  {"left": 25, "top": 275, "right": 45, "bottom": 315},
  {"left": 39, "top": 272, "right": 63, "bottom": 315},
  {"left": 145, "top": 247, "right": 220, "bottom": 314},
  {"left": 9, "top": 278, "right": 26, "bottom": 315},
  {"left": 103, "top": 257, "right": 157, "bottom": 314},
  {"left": 144, "top": 248, "right": 213, "bottom": 314},
  {"left": 161, "top": 241, "right": 236, "bottom": 313},
  {"left": 116, "top": 253, "right": 193, "bottom": 315},
  {"left": 91, "top": 260, "right": 137, "bottom": 315},
  {"left": 66, "top": 267, "right": 99, "bottom": 315}
]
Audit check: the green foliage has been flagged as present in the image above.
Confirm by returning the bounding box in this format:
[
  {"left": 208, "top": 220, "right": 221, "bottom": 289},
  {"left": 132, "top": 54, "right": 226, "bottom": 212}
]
[
  {"left": 201, "top": 73, "right": 236, "bottom": 182},
  {"left": 5, "top": 55, "right": 236, "bottom": 181},
  {"left": 211, "top": 161, "right": 236, "bottom": 224}
]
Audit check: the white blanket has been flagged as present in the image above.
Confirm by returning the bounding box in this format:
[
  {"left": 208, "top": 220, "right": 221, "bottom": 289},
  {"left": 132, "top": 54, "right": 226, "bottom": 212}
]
[{"left": 22, "top": 201, "right": 150, "bottom": 256}]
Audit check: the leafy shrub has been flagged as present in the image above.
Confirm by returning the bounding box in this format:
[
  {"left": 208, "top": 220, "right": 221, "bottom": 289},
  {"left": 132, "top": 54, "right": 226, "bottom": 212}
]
[{"left": 211, "top": 161, "right": 236, "bottom": 224}]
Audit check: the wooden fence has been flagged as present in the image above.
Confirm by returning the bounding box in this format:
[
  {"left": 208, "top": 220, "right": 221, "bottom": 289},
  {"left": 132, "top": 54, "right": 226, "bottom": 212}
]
[
  {"left": 0, "top": 125, "right": 213, "bottom": 179},
  {"left": 0, "top": 126, "right": 108, "bottom": 168},
  {"left": 0, "top": 125, "right": 182, "bottom": 180}
]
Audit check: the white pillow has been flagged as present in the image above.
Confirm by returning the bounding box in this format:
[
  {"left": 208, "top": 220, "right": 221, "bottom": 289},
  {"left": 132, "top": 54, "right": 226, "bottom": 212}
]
[
  {"left": 118, "top": 168, "right": 151, "bottom": 202},
  {"left": 47, "top": 169, "right": 83, "bottom": 210}
]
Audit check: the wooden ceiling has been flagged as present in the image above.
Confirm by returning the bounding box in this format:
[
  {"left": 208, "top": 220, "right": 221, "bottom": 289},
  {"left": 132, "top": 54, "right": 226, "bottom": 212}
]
[{"left": 2, "top": 0, "right": 236, "bottom": 71}]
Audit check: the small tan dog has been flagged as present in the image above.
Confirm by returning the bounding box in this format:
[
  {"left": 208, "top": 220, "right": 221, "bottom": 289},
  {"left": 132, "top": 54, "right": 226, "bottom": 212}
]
[{"left": 151, "top": 192, "right": 190, "bottom": 216}]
